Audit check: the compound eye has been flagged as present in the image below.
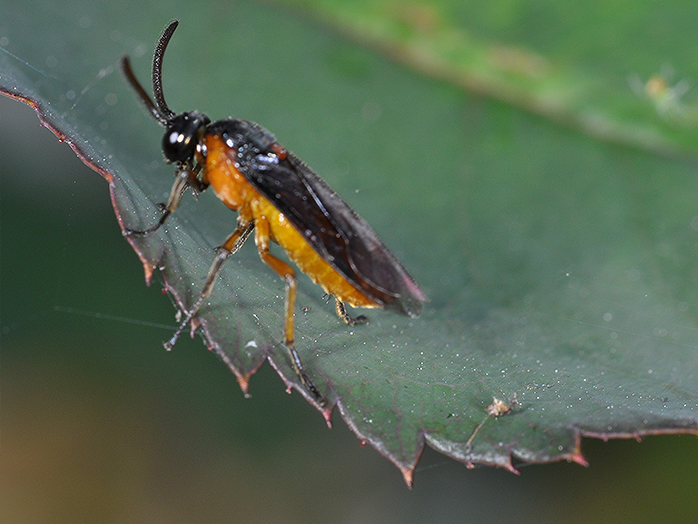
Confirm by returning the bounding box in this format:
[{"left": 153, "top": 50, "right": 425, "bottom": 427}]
[
  {"left": 162, "top": 113, "right": 206, "bottom": 163},
  {"left": 163, "top": 128, "right": 194, "bottom": 163}
]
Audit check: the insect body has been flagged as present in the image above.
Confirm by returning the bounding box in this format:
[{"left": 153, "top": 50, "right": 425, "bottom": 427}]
[{"left": 121, "top": 21, "right": 426, "bottom": 404}]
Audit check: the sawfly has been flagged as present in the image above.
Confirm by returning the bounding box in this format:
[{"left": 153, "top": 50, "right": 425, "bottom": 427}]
[{"left": 121, "top": 21, "right": 427, "bottom": 404}]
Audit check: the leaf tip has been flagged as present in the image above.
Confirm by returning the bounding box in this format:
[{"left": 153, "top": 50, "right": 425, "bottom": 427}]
[
  {"left": 321, "top": 407, "right": 333, "bottom": 428},
  {"left": 236, "top": 374, "right": 250, "bottom": 395},
  {"left": 400, "top": 466, "right": 414, "bottom": 488},
  {"left": 504, "top": 463, "right": 521, "bottom": 475},
  {"left": 569, "top": 451, "right": 589, "bottom": 468}
]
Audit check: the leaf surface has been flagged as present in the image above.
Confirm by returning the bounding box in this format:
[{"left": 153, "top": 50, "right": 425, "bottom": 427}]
[{"left": 2, "top": 0, "right": 697, "bottom": 484}]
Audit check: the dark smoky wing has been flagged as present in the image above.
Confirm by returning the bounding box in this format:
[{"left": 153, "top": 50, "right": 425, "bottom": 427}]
[
  {"left": 289, "top": 153, "right": 426, "bottom": 317},
  {"left": 239, "top": 145, "right": 426, "bottom": 317}
]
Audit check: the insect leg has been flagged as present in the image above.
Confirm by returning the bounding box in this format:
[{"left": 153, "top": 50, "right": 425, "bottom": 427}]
[
  {"left": 334, "top": 298, "right": 368, "bottom": 326},
  {"left": 254, "top": 218, "right": 324, "bottom": 404},
  {"left": 124, "top": 163, "right": 202, "bottom": 236},
  {"left": 163, "top": 220, "right": 254, "bottom": 350}
]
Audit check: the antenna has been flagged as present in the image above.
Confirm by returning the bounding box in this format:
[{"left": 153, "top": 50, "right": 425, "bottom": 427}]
[
  {"left": 151, "top": 20, "right": 178, "bottom": 121},
  {"left": 120, "top": 19, "right": 180, "bottom": 126}
]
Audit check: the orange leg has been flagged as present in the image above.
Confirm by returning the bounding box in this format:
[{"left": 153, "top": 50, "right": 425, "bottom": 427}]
[
  {"left": 254, "top": 217, "right": 324, "bottom": 403},
  {"left": 163, "top": 219, "right": 254, "bottom": 350}
]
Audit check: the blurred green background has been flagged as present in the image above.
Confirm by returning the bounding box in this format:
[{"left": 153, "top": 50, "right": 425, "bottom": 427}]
[{"left": 3, "top": 0, "right": 698, "bottom": 522}]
